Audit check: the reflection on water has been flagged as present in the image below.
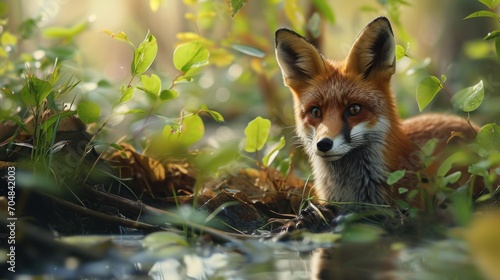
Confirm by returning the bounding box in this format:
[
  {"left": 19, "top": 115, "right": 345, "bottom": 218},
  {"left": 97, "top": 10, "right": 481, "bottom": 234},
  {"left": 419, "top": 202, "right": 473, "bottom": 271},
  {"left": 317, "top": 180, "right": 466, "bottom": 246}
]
[
  {"left": 143, "top": 242, "right": 395, "bottom": 280},
  {"left": 143, "top": 238, "right": 484, "bottom": 280},
  {"left": 310, "top": 238, "right": 485, "bottom": 280},
  {"left": 147, "top": 246, "right": 311, "bottom": 280},
  {"left": 13, "top": 233, "right": 486, "bottom": 279},
  {"left": 310, "top": 242, "right": 397, "bottom": 280}
]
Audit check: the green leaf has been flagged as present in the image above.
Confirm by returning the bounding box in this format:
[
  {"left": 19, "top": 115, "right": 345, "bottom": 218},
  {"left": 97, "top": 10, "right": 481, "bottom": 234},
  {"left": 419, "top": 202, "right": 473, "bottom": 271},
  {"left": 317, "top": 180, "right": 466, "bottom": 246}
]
[
  {"left": 1, "top": 31, "right": 17, "bottom": 46},
  {"left": 162, "top": 114, "right": 204, "bottom": 148},
  {"left": 464, "top": 40, "right": 491, "bottom": 59},
  {"left": 468, "top": 160, "right": 491, "bottom": 177},
  {"left": 451, "top": 80, "right": 484, "bottom": 112},
  {"left": 437, "top": 151, "right": 470, "bottom": 177},
  {"left": 484, "top": 30, "right": 500, "bottom": 40},
  {"left": 421, "top": 138, "right": 439, "bottom": 157},
  {"left": 110, "top": 143, "right": 127, "bottom": 159},
  {"left": 119, "top": 85, "right": 135, "bottom": 104},
  {"left": 476, "top": 123, "right": 500, "bottom": 151},
  {"left": 313, "top": 0, "right": 335, "bottom": 23},
  {"left": 139, "top": 74, "right": 161, "bottom": 96},
  {"left": 77, "top": 101, "right": 101, "bottom": 124},
  {"left": 416, "top": 76, "right": 442, "bottom": 111},
  {"left": 102, "top": 30, "right": 134, "bottom": 47},
  {"left": 479, "top": 0, "right": 500, "bottom": 9},
  {"left": 110, "top": 143, "right": 125, "bottom": 151},
  {"left": 244, "top": 116, "right": 271, "bottom": 153},
  {"left": 262, "top": 136, "right": 286, "bottom": 167},
  {"left": 159, "top": 89, "right": 179, "bottom": 101},
  {"left": 173, "top": 42, "right": 210, "bottom": 73},
  {"left": 443, "top": 171, "right": 462, "bottom": 186},
  {"left": 275, "top": 154, "right": 291, "bottom": 176},
  {"left": 440, "top": 74, "right": 447, "bottom": 84},
  {"left": 231, "top": 44, "right": 265, "bottom": 58},
  {"left": 387, "top": 169, "right": 405, "bottom": 185},
  {"left": 173, "top": 76, "right": 193, "bottom": 84},
  {"left": 395, "top": 45, "right": 406, "bottom": 61},
  {"left": 476, "top": 193, "right": 493, "bottom": 203},
  {"left": 142, "top": 232, "right": 188, "bottom": 251},
  {"left": 228, "top": 0, "right": 247, "bottom": 17},
  {"left": 132, "top": 33, "right": 158, "bottom": 76},
  {"left": 464, "top": 10, "right": 499, "bottom": 19},
  {"left": 398, "top": 187, "right": 408, "bottom": 194},
  {"left": 21, "top": 76, "right": 52, "bottom": 106},
  {"left": 43, "top": 20, "right": 89, "bottom": 40},
  {"left": 200, "top": 105, "right": 224, "bottom": 122}
]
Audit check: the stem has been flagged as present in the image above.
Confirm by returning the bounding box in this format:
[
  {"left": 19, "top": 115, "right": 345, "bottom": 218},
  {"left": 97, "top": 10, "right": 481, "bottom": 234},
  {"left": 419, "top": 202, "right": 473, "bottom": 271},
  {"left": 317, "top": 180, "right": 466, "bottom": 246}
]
[
  {"left": 440, "top": 82, "right": 454, "bottom": 100},
  {"left": 170, "top": 71, "right": 184, "bottom": 90},
  {"left": 127, "top": 74, "right": 136, "bottom": 88},
  {"left": 466, "top": 112, "right": 478, "bottom": 136},
  {"left": 131, "top": 102, "right": 157, "bottom": 141},
  {"left": 73, "top": 113, "right": 114, "bottom": 182}
]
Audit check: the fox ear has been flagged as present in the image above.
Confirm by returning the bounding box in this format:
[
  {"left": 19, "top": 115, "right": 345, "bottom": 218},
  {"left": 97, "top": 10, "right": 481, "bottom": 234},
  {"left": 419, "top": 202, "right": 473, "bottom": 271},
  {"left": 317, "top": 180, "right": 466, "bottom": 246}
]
[
  {"left": 346, "top": 17, "right": 395, "bottom": 81},
  {"left": 275, "top": 28, "right": 327, "bottom": 89}
]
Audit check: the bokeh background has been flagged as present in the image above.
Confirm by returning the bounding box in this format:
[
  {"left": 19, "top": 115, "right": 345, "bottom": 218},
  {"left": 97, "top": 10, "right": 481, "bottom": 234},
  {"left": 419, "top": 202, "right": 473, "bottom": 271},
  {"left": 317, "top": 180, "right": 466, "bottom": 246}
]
[{"left": 2, "top": 0, "right": 499, "bottom": 153}]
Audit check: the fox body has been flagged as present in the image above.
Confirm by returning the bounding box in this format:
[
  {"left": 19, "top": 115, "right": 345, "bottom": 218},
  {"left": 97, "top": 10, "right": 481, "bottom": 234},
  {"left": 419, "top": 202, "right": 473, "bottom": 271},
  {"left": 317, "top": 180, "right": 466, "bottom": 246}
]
[{"left": 275, "top": 17, "right": 478, "bottom": 208}]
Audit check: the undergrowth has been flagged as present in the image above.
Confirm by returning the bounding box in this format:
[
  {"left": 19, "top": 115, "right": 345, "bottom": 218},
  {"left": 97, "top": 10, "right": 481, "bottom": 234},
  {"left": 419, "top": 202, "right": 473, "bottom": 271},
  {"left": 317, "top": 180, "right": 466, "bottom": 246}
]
[{"left": 0, "top": 0, "right": 499, "bottom": 238}]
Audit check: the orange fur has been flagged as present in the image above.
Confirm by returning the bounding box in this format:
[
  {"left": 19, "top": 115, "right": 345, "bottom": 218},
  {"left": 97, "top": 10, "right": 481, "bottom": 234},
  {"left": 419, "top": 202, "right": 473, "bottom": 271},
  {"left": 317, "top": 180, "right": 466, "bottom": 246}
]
[{"left": 275, "top": 17, "right": 481, "bottom": 210}]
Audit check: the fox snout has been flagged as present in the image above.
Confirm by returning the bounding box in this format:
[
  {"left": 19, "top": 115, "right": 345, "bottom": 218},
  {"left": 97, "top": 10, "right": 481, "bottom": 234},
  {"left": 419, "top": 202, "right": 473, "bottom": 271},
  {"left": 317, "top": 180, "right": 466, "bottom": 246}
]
[
  {"left": 316, "top": 137, "right": 348, "bottom": 160},
  {"left": 314, "top": 136, "right": 350, "bottom": 161},
  {"left": 316, "top": 138, "right": 333, "bottom": 153}
]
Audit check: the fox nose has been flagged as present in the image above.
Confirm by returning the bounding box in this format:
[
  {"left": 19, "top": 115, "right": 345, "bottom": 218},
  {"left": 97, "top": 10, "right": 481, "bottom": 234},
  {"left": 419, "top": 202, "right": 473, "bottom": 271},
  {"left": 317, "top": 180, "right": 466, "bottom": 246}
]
[{"left": 317, "top": 138, "right": 333, "bottom": 152}]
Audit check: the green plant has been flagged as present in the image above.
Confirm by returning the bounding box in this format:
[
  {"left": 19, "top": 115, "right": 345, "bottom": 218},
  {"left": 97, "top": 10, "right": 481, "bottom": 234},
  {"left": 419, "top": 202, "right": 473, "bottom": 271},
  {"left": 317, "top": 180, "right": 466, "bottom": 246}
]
[
  {"left": 243, "top": 116, "right": 290, "bottom": 174},
  {"left": 20, "top": 68, "right": 79, "bottom": 164},
  {"left": 465, "top": 0, "right": 500, "bottom": 59},
  {"left": 385, "top": 0, "right": 500, "bottom": 224},
  {"left": 2, "top": 0, "right": 497, "bottom": 234}
]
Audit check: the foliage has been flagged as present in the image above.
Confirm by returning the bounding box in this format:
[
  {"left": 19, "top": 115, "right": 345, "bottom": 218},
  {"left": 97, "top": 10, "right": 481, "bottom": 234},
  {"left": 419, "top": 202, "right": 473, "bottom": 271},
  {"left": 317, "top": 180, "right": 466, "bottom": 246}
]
[
  {"left": 416, "top": 75, "right": 443, "bottom": 112},
  {"left": 381, "top": 0, "right": 500, "bottom": 224},
  {"left": 2, "top": 3, "right": 500, "bottom": 280},
  {"left": 0, "top": 0, "right": 499, "bottom": 257},
  {"left": 243, "top": 116, "right": 271, "bottom": 153},
  {"left": 451, "top": 80, "right": 485, "bottom": 113},
  {"left": 416, "top": 0, "right": 499, "bottom": 112}
]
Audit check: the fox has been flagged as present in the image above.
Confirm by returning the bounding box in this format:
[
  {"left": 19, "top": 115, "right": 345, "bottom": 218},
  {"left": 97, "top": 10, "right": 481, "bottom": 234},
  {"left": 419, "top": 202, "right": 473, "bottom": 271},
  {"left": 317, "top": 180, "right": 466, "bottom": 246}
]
[{"left": 274, "top": 16, "right": 481, "bottom": 212}]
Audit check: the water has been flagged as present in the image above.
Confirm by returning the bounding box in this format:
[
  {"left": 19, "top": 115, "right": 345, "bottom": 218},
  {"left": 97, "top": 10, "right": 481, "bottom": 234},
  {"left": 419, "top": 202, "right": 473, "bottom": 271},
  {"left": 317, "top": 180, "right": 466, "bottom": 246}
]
[{"left": 7, "top": 232, "right": 486, "bottom": 279}]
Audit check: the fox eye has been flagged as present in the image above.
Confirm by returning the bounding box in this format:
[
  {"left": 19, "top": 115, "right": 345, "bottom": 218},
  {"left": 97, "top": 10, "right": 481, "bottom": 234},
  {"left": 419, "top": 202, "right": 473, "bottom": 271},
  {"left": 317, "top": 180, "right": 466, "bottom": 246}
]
[
  {"left": 347, "top": 104, "right": 362, "bottom": 116},
  {"left": 310, "top": 107, "right": 322, "bottom": 118}
]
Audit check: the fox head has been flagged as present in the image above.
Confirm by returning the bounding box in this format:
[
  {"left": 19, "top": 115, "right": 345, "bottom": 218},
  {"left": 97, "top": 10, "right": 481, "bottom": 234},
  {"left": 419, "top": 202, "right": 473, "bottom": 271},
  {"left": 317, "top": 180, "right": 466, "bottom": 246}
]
[{"left": 275, "top": 17, "right": 402, "bottom": 163}]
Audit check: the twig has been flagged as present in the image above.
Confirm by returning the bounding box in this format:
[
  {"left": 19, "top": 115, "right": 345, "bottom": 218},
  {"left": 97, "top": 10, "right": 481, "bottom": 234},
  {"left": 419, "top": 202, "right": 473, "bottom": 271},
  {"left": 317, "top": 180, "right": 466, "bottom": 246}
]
[
  {"left": 46, "top": 192, "right": 164, "bottom": 232},
  {"left": 84, "top": 187, "right": 266, "bottom": 243}
]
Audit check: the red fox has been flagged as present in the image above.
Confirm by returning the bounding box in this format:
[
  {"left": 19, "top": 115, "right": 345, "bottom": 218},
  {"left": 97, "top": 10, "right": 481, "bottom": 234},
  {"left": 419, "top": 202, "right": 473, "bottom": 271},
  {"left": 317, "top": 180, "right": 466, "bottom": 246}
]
[{"left": 275, "top": 17, "right": 480, "bottom": 210}]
